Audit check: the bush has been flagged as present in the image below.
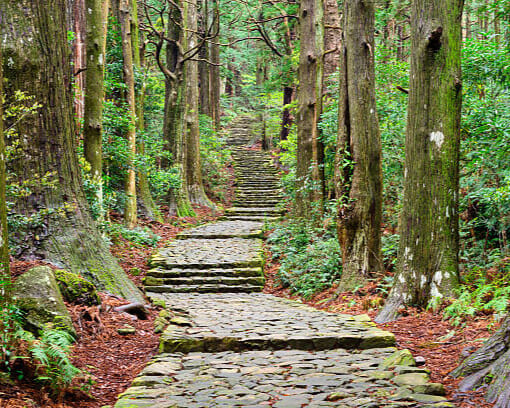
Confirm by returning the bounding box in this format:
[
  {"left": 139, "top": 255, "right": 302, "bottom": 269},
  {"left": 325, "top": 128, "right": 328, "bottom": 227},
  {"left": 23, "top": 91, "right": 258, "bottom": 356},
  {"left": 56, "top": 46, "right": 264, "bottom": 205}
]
[{"left": 268, "top": 221, "right": 342, "bottom": 299}]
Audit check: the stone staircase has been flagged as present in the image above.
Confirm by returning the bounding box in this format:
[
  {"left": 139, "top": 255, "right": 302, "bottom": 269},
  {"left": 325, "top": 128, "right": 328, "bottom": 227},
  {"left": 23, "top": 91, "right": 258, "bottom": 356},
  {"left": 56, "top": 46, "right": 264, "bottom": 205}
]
[{"left": 142, "top": 116, "right": 281, "bottom": 294}]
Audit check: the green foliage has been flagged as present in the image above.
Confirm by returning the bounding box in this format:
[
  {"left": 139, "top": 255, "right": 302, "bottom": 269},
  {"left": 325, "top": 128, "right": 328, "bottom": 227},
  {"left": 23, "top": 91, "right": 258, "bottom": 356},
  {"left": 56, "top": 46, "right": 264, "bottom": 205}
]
[
  {"left": 29, "top": 326, "right": 81, "bottom": 395},
  {"left": 103, "top": 222, "right": 161, "bottom": 247},
  {"left": 268, "top": 221, "right": 342, "bottom": 299},
  {"left": 0, "top": 280, "right": 24, "bottom": 375}
]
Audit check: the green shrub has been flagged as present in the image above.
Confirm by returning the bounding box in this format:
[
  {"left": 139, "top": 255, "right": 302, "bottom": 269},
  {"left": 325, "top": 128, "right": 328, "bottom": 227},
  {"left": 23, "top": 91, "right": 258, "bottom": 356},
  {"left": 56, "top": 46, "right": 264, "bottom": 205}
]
[{"left": 268, "top": 221, "right": 342, "bottom": 299}]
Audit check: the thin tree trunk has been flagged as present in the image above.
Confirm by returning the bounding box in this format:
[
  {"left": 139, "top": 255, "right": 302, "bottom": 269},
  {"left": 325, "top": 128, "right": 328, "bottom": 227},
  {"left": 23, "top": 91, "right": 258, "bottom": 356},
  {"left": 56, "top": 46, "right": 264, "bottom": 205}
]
[
  {"left": 131, "top": 0, "right": 163, "bottom": 222},
  {"left": 84, "top": 0, "right": 109, "bottom": 220},
  {"left": 118, "top": 0, "right": 138, "bottom": 228},
  {"left": 335, "top": 0, "right": 383, "bottom": 291},
  {"left": 376, "top": 0, "right": 463, "bottom": 323},
  {"left": 280, "top": 86, "right": 294, "bottom": 143},
  {"left": 199, "top": 0, "right": 211, "bottom": 116},
  {"left": 73, "top": 0, "right": 87, "bottom": 126},
  {"left": 184, "top": 0, "right": 214, "bottom": 208},
  {"left": 323, "top": 0, "right": 341, "bottom": 93},
  {"left": 0, "top": 45, "right": 9, "bottom": 287},
  {"left": 210, "top": 0, "right": 221, "bottom": 131},
  {"left": 0, "top": 0, "right": 143, "bottom": 302},
  {"left": 295, "top": 0, "right": 324, "bottom": 219}
]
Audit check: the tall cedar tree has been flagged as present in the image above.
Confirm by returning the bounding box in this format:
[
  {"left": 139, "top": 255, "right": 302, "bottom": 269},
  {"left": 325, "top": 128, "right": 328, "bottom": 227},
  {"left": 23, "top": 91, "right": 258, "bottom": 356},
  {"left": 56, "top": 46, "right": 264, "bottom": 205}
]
[
  {"left": 185, "top": 0, "right": 214, "bottom": 208},
  {"left": 0, "top": 0, "right": 143, "bottom": 302},
  {"left": 131, "top": 0, "right": 164, "bottom": 222},
  {"left": 335, "top": 0, "right": 383, "bottom": 291},
  {"left": 84, "top": 0, "right": 109, "bottom": 218},
  {"left": 118, "top": 0, "right": 138, "bottom": 228},
  {"left": 295, "top": 0, "right": 324, "bottom": 218},
  {"left": 0, "top": 45, "right": 8, "bottom": 287},
  {"left": 376, "top": 0, "right": 463, "bottom": 322}
]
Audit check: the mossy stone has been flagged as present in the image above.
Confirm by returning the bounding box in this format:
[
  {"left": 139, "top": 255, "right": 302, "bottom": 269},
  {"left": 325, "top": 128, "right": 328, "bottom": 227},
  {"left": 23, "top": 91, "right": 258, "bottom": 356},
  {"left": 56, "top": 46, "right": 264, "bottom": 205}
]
[
  {"left": 54, "top": 269, "right": 101, "bottom": 306},
  {"left": 380, "top": 349, "right": 416, "bottom": 369},
  {"left": 12, "top": 266, "right": 75, "bottom": 336}
]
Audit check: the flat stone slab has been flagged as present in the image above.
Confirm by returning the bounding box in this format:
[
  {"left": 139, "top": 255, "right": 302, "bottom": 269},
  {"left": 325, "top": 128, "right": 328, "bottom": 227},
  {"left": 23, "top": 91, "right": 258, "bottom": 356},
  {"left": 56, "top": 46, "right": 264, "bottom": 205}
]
[
  {"left": 177, "top": 221, "right": 263, "bottom": 239},
  {"left": 116, "top": 348, "right": 450, "bottom": 408},
  {"left": 150, "top": 238, "right": 263, "bottom": 269},
  {"left": 146, "top": 293, "right": 395, "bottom": 353}
]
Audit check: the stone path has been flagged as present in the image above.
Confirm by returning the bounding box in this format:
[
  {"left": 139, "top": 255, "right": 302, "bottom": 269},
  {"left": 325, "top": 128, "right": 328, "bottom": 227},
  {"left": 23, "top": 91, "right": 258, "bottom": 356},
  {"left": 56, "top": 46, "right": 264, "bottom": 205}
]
[{"left": 116, "top": 116, "right": 455, "bottom": 408}]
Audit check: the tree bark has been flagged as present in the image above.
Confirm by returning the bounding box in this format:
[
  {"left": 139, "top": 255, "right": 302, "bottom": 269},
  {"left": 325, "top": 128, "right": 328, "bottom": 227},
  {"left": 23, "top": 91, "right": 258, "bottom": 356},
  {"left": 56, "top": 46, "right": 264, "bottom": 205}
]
[
  {"left": 376, "top": 0, "right": 463, "bottom": 323},
  {"left": 209, "top": 0, "right": 221, "bottom": 131},
  {"left": 84, "top": 0, "right": 109, "bottom": 220},
  {"left": 323, "top": 0, "right": 341, "bottom": 93},
  {"left": 335, "top": 0, "right": 383, "bottom": 292},
  {"left": 452, "top": 316, "right": 510, "bottom": 408},
  {"left": 198, "top": 0, "right": 211, "bottom": 116},
  {"left": 295, "top": 0, "right": 324, "bottom": 219},
  {"left": 73, "top": 0, "right": 87, "bottom": 125},
  {"left": 130, "top": 0, "right": 163, "bottom": 222},
  {"left": 118, "top": 0, "right": 138, "bottom": 228},
  {"left": 0, "top": 0, "right": 143, "bottom": 302},
  {"left": 0, "top": 45, "right": 9, "bottom": 285},
  {"left": 184, "top": 0, "right": 214, "bottom": 208}
]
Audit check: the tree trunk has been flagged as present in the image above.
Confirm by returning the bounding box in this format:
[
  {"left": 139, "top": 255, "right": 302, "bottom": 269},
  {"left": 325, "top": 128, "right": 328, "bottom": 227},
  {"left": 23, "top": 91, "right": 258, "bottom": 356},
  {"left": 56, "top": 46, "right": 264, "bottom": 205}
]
[
  {"left": 0, "top": 0, "right": 143, "bottom": 302},
  {"left": 280, "top": 86, "right": 294, "bottom": 143},
  {"left": 184, "top": 0, "right": 214, "bottom": 208},
  {"left": 452, "top": 316, "right": 510, "bottom": 408},
  {"left": 323, "top": 0, "right": 341, "bottom": 93},
  {"left": 198, "top": 0, "right": 211, "bottom": 116},
  {"left": 295, "top": 0, "right": 324, "bottom": 219},
  {"left": 161, "top": 4, "right": 195, "bottom": 217},
  {"left": 118, "top": 0, "right": 138, "bottom": 228},
  {"left": 209, "top": 0, "right": 221, "bottom": 131},
  {"left": 84, "top": 0, "right": 109, "bottom": 220},
  {"left": 73, "top": 0, "right": 87, "bottom": 126},
  {"left": 0, "top": 45, "right": 8, "bottom": 286},
  {"left": 376, "top": 0, "right": 463, "bottom": 323},
  {"left": 335, "top": 0, "right": 383, "bottom": 292},
  {"left": 130, "top": 0, "right": 163, "bottom": 222}
]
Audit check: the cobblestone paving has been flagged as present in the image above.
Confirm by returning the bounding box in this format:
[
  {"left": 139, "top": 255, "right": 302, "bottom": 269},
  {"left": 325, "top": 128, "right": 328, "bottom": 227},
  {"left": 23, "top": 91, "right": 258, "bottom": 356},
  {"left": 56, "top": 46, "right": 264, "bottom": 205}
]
[
  {"left": 116, "top": 116, "right": 455, "bottom": 408},
  {"left": 177, "top": 221, "right": 264, "bottom": 239},
  {"left": 150, "top": 238, "right": 263, "bottom": 269},
  {"left": 149, "top": 293, "right": 396, "bottom": 353}
]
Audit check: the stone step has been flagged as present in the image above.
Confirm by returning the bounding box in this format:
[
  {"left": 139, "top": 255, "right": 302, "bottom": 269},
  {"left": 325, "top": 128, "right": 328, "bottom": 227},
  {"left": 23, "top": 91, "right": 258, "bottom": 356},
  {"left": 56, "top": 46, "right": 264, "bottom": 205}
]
[
  {"left": 144, "top": 275, "right": 265, "bottom": 287},
  {"left": 149, "top": 238, "right": 263, "bottom": 270},
  {"left": 146, "top": 267, "right": 263, "bottom": 278},
  {"left": 233, "top": 202, "right": 280, "bottom": 208},
  {"left": 146, "top": 284, "right": 264, "bottom": 294},
  {"left": 224, "top": 215, "right": 281, "bottom": 222},
  {"left": 177, "top": 220, "right": 263, "bottom": 239},
  {"left": 150, "top": 293, "right": 396, "bottom": 353},
  {"left": 226, "top": 207, "right": 284, "bottom": 215}
]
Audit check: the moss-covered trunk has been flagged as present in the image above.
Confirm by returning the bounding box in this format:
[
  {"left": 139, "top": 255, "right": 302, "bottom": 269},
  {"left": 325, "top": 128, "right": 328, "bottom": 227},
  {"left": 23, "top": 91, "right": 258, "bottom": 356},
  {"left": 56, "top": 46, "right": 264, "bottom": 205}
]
[
  {"left": 0, "top": 0, "right": 143, "bottom": 303},
  {"left": 130, "top": 0, "right": 163, "bottom": 223},
  {"left": 184, "top": 0, "right": 214, "bottom": 208},
  {"left": 295, "top": 0, "right": 324, "bottom": 219},
  {"left": 84, "top": 0, "right": 109, "bottom": 219},
  {"left": 334, "top": 0, "right": 383, "bottom": 291},
  {"left": 0, "top": 45, "right": 9, "bottom": 284},
  {"left": 376, "top": 0, "right": 463, "bottom": 323},
  {"left": 118, "top": 0, "right": 138, "bottom": 228}
]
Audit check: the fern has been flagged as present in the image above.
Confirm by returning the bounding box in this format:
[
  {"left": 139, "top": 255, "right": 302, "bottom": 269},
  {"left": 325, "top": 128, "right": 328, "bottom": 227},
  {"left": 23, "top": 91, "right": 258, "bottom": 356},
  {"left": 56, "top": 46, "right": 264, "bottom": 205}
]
[{"left": 29, "top": 327, "right": 81, "bottom": 394}]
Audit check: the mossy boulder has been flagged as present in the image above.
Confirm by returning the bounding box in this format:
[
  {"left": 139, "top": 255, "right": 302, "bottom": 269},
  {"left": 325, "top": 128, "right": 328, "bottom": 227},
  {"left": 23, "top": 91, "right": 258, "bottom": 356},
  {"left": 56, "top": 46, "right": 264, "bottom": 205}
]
[
  {"left": 380, "top": 349, "right": 416, "bottom": 369},
  {"left": 54, "top": 269, "right": 101, "bottom": 306},
  {"left": 12, "top": 266, "right": 76, "bottom": 337}
]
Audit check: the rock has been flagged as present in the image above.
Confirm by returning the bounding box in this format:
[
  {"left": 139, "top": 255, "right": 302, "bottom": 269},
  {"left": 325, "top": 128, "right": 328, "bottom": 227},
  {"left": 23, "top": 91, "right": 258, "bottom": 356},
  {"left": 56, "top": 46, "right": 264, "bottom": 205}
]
[
  {"left": 169, "top": 316, "right": 193, "bottom": 326},
  {"left": 379, "top": 349, "right": 416, "bottom": 369},
  {"left": 412, "top": 383, "right": 446, "bottom": 396},
  {"left": 54, "top": 269, "right": 101, "bottom": 306},
  {"left": 408, "top": 393, "right": 448, "bottom": 403},
  {"left": 393, "top": 372, "right": 430, "bottom": 386},
  {"left": 12, "top": 266, "right": 75, "bottom": 336},
  {"left": 118, "top": 325, "right": 136, "bottom": 335},
  {"left": 415, "top": 355, "right": 426, "bottom": 366}
]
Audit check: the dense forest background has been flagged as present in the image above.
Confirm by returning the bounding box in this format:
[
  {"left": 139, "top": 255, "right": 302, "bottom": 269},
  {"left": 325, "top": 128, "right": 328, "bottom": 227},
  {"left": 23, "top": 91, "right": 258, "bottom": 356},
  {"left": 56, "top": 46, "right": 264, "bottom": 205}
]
[{"left": 0, "top": 0, "right": 509, "bottom": 406}]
